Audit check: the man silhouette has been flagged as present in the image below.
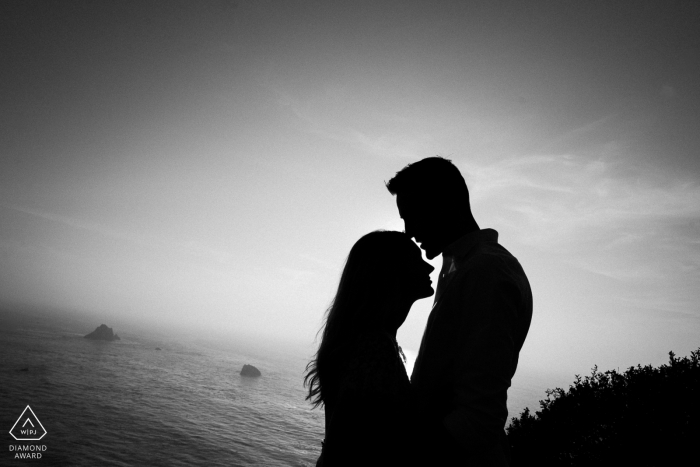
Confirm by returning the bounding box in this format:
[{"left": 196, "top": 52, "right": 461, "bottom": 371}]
[{"left": 386, "top": 157, "right": 532, "bottom": 466}]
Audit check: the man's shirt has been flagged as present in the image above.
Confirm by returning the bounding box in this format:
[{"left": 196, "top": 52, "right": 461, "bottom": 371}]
[{"left": 411, "top": 228, "right": 533, "bottom": 453}]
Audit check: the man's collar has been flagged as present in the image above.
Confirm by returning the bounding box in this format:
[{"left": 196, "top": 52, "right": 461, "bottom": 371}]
[{"left": 442, "top": 228, "right": 499, "bottom": 259}]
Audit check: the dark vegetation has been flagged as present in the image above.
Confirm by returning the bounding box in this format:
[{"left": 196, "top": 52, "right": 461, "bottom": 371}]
[{"left": 507, "top": 348, "right": 700, "bottom": 466}]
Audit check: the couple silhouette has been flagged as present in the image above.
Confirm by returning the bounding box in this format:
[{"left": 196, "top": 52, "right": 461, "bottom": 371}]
[{"left": 305, "top": 157, "right": 533, "bottom": 466}]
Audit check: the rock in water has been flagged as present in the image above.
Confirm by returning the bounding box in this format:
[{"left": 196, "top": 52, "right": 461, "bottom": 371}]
[
  {"left": 84, "top": 324, "right": 121, "bottom": 341},
  {"left": 240, "top": 364, "right": 261, "bottom": 377}
]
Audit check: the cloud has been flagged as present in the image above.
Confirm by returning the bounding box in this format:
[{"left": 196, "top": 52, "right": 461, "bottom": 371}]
[
  {"left": 0, "top": 203, "right": 232, "bottom": 265},
  {"left": 348, "top": 128, "right": 434, "bottom": 159},
  {"left": 267, "top": 79, "right": 435, "bottom": 160},
  {"left": 463, "top": 154, "right": 700, "bottom": 241},
  {"left": 460, "top": 153, "right": 700, "bottom": 299},
  {"left": 541, "top": 115, "right": 617, "bottom": 151}
]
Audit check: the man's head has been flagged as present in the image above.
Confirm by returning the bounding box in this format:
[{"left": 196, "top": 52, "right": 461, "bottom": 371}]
[{"left": 386, "top": 157, "right": 476, "bottom": 259}]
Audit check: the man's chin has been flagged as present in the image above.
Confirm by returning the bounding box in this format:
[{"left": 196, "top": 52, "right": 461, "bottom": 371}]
[{"left": 422, "top": 246, "right": 441, "bottom": 260}]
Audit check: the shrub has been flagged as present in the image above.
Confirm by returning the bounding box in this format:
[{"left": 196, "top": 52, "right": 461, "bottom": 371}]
[{"left": 507, "top": 348, "right": 700, "bottom": 466}]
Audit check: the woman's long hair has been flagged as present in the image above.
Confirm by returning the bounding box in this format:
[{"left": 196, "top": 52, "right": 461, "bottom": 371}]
[{"left": 304, "top": 230, "right": 412, "bottom": 408}]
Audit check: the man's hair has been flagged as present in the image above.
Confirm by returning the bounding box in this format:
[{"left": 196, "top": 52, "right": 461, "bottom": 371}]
[{"left": 385, "top": 156, "right": 470, "bottom": 206}]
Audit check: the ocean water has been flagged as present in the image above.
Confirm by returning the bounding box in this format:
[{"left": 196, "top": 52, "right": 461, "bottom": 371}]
[
  {"left": 0, "top": 308, "right": 549, "bottom": 466},
  {"left": 0, "top": 311, "right": 324, "bottom": 466}
]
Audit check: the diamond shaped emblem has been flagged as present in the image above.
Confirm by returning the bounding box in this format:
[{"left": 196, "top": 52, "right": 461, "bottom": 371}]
[{"left": 9, "top": 406, "right": 47, "bottom": 441}]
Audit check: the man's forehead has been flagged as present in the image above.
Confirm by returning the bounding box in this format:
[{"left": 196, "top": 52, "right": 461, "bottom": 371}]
[{"left": 396, "top": 194, "right": 410, "bottom": 217}]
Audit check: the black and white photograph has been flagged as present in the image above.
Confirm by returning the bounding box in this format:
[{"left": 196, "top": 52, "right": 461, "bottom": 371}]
[{"left": 1, "top": 1, "right": 699, "bottom": 465}]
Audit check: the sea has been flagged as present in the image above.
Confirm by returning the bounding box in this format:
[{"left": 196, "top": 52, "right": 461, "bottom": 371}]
[{"left": 0, "top": 306, "right": 549, "bottom": 466}]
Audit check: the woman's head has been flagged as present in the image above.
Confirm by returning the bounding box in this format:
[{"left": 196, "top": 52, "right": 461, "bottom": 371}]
[
  {"left": 336, "top": 230, "right": 434, "bottom": 329},
  {"left": 304, "top": 230, "right": 434, "bottom": 407}
]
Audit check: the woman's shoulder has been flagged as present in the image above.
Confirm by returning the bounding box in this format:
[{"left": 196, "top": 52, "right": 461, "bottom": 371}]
[
  {"left": 350, "top": 331, "right": 402, "bottom": 367},
  {"left": 339, "top": 331, "right": 409, "bottom": 399}
]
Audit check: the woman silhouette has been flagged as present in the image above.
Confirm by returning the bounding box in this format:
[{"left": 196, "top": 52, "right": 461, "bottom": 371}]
[{"left": 304, "top": 230, "right": 434, "bottom": 466}]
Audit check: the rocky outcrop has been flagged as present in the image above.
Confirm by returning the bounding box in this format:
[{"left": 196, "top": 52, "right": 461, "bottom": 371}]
[
  {"left": 84, "top": 324, "right": 120, "bottom": 341},
  {"left": 240, "top": 364, "right": 261, "bottom": 377}
]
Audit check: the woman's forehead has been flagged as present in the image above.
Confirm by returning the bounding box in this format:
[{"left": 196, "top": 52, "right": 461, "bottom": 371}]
[{"left": 393, "top": 238, "right": 421, "bottom": 256}]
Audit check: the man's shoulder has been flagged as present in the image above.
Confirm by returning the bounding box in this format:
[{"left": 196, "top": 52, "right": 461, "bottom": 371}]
[
  {"left": 460, "top": 241, "right": 519, "bottom": 272},
  {"left": 452, "top": 243, "right": 529, "bottom": 295}
]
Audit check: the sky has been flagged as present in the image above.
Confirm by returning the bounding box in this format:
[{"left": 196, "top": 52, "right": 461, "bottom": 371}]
[{"left": 1, "top": 0, "right": 699, "bottom": 381}]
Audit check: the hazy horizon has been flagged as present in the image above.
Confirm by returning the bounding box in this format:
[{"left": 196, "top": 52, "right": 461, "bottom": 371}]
[{"left": 2, "top": 1, "right": 699, "bottom": 382}]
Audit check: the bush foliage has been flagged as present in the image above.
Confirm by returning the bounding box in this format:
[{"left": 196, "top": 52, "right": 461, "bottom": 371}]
[{"left": 507, "top": 348, "right": 700, "bottom": 466}]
